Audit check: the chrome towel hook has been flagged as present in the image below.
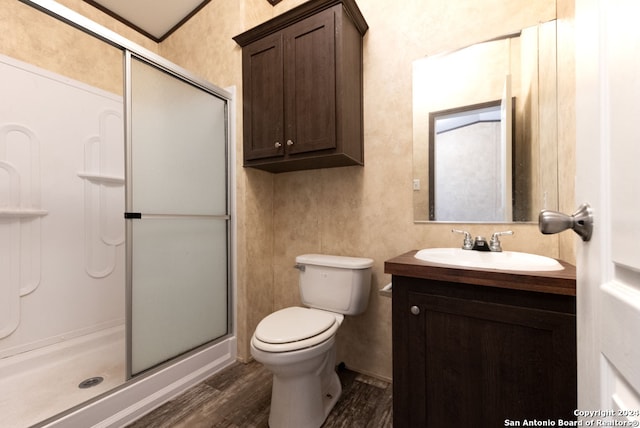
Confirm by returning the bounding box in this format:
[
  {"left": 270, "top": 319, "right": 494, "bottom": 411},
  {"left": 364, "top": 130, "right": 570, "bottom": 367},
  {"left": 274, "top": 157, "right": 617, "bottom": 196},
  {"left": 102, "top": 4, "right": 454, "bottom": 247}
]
[{"left": 538, "top": 203, "right": 593, "bottom": 242}]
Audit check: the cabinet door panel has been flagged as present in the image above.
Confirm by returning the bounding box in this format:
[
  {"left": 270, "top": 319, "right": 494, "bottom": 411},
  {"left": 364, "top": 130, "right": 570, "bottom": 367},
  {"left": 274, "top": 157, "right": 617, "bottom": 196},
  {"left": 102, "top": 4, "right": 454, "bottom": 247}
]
[
  {"left": 421, "top": 294, "right": 574, "bottom": 426},
  {"left": 393, "top": 279, "right": 576, "bottom": 428},
  {"left": 284, "top": 9, "right": 336, "bottom": 154},
  {"left": 243, "top": 33, "right": 284, "bottom": 160}
]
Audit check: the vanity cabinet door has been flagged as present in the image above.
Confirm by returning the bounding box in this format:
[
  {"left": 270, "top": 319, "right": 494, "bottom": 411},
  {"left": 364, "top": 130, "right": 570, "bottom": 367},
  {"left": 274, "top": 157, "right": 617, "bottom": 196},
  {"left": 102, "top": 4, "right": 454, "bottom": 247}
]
[{"left": 392, "top": 277, "right": 577, "bottom": 428}]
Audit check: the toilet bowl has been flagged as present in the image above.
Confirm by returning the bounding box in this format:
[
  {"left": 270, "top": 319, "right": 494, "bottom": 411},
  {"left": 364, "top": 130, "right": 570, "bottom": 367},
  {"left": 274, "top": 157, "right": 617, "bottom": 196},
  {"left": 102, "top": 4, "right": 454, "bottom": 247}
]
[
  {"left": 251, "top": 307, "right": 344, "bottom": 428},
  {"left": 250, "top": 254, "right": 373, "bottom": 428}
]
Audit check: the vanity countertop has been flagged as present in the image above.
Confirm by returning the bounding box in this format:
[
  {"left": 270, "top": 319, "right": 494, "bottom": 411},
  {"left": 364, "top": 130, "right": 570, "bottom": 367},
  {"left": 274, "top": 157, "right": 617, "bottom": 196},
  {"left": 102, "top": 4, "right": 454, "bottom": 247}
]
[{"left": 385, "top": 250, "right": 576, "bottom": 296}]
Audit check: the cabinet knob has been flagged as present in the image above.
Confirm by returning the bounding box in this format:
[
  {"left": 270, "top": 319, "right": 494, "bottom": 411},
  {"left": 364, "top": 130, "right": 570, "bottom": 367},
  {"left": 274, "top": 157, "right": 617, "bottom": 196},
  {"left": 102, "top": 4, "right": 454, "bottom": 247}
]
[
  {"left": 410, "top": 305, "right": 420, "bottom": 315},
  {"left": 274, "top": 141, "right": 282, "bottom": 148},
  {"left": 286, "top": 139, "right": 294, "bottom": 146}
]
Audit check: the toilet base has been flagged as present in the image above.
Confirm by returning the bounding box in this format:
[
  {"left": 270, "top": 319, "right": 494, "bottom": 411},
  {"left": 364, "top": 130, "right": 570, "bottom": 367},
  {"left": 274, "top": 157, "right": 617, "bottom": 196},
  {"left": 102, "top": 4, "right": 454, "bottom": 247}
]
[
  {"left": 252, "top": 337, "right": 342, "bottom": 428},
  {"left": 268, "top": 347, "right": 341, "bottom": 428}
]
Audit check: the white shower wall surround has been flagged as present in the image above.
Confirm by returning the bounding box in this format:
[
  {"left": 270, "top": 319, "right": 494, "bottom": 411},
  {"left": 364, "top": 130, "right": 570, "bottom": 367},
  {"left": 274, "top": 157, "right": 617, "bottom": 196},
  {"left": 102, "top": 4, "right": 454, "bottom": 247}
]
[
  {"left": 0, "top": 54, "right": 125, "bottom": 355},
  {"left": 79, "top": 110, "right": 125, "bottom": 279},
  {"left": 0, "top": 123, "right": 46, "bottom": 338}
]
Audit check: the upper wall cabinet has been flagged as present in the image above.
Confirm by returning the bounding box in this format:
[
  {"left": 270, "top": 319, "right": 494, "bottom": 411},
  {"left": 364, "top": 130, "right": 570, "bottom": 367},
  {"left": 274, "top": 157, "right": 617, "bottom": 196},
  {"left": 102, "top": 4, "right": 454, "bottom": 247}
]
[{"left": 233, "top": 0, "right": 368, "bottom": 173}]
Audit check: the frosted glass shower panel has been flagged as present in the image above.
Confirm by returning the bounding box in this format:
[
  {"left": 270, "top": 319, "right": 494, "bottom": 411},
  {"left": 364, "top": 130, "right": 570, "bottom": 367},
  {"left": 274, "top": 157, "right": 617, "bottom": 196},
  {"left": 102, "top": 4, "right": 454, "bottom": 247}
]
[
  {"left": 130, "top": 58, "right": 227, "bottom": 215},
  {"left": 128, "top": 55, "right": 230, "bottom": 376},
  {"left": 131, "top": 218, "right": 228, "bottom": 375}
]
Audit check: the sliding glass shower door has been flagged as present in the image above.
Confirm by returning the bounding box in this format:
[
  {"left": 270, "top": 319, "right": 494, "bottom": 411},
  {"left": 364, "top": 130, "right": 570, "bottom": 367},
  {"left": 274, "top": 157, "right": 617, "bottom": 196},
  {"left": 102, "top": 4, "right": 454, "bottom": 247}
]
[{"left": 126, "top": 55, "right": 230, "bottom": 376}]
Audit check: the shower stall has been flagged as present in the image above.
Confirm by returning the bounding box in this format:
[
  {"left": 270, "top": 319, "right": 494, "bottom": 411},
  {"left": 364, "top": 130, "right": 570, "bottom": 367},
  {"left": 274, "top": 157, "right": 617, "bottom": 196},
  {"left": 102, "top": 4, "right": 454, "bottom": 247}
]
[{"left": 0, "top": 1, "right": 235, "bottom": 427}]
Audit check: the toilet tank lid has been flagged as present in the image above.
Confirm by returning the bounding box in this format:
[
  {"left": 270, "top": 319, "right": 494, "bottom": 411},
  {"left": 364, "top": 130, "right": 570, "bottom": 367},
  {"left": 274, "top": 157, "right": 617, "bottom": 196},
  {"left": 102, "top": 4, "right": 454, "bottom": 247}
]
[{"left": 296, "top": 254, "right": 374, "bottom": 269}]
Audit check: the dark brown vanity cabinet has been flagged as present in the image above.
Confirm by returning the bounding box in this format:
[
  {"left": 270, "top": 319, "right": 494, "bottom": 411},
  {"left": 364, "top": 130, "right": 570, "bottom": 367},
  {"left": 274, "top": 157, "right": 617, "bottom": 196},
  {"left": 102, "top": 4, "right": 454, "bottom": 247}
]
[
  {"left": 386, "top": 252, "right": 577, "bottom": 428},
  {"left": 233, "top": 0, "right": 368, "bottom": 173}
]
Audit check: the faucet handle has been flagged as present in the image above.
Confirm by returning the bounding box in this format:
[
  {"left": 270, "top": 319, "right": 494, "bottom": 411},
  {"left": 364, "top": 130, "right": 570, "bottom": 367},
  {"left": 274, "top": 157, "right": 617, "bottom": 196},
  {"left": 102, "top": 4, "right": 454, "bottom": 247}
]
[
  {"left": 489, "top": 230, "right": 514, "bottom": 252},
  {"left": 452, "top": 229, "right": 473, "bottom": 250}
]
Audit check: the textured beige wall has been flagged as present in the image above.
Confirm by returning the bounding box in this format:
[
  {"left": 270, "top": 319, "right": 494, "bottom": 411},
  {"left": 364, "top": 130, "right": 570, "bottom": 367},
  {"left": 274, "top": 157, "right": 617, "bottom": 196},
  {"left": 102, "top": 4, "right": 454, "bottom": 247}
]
[
  {"left": 557, "top": 0, "right": 577, "bottom": 264},
  {"left": 160, "top": 0, "right": 575, "bottom": 381},
  {"left": 0, "top": 0, "right": 131, "bottom": 95}
]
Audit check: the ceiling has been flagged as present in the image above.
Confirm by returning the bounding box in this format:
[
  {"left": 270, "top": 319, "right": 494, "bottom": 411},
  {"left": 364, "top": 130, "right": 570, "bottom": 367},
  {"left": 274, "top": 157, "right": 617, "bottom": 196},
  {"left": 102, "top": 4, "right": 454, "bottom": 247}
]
[{"left": 84, "top": 0, "right": 283, "bottom": 43}]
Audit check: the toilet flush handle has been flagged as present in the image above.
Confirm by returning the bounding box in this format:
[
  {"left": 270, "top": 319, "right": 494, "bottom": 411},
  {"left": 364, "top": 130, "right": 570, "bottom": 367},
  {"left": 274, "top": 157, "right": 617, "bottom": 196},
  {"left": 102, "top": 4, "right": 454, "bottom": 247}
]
[{"left": 293, "top": 264, "right": 305, "bottom": 272}]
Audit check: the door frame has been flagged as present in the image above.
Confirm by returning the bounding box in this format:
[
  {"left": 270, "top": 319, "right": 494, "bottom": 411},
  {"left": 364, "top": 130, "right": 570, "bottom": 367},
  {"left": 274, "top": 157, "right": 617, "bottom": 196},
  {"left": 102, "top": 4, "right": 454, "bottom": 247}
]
[{"left": 124, "top": 51, "right": 234, "bottom": 377}]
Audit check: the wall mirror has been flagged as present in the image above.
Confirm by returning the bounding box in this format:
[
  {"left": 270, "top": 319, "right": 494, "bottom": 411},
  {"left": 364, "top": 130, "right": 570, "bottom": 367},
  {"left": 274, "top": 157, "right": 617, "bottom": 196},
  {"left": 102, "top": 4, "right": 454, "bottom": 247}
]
[{"left": 413, "top": 20, "right": 559, "bottom": 223}]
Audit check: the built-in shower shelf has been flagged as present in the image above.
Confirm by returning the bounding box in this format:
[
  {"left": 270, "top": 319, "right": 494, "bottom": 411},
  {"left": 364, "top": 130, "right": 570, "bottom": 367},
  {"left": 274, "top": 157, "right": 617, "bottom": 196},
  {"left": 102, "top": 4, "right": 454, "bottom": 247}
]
[
  {"left": 77, "top": 172, "right": 125, "bottom": 185},
  {"left": 0, "top": 208, "right": 48, "bottom": 218}
]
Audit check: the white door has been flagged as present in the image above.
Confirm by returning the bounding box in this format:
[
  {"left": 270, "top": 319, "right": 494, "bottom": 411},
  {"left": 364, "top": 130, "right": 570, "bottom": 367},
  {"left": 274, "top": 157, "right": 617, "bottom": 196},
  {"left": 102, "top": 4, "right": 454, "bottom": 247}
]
[{"left": 576, "top": 0, "right": 640, "bottom": 422}]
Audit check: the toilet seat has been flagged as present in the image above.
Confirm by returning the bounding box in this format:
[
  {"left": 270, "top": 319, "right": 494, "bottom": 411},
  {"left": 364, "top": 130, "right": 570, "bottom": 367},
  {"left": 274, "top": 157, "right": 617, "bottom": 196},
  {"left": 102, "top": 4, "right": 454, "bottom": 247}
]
[{"left": 253, "top": 307, "right": 343, "bottom": 353}]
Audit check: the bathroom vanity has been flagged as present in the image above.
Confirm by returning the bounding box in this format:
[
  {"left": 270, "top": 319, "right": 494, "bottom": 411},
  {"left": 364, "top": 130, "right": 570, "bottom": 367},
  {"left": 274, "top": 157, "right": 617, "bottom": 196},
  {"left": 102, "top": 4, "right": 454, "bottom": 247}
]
[
  {"left": 233, "top": 0, "right": 368, "bottom": 173},
  {"left": 385, "top": 250, "right": 576, "bottom": 427}
]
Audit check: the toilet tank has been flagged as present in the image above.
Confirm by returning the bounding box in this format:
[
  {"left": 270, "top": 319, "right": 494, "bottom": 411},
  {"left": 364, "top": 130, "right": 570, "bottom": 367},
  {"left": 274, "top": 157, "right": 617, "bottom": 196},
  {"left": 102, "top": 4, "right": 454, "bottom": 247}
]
[{"left": 295, "top": 254, "right": 374, "bottom": 315}]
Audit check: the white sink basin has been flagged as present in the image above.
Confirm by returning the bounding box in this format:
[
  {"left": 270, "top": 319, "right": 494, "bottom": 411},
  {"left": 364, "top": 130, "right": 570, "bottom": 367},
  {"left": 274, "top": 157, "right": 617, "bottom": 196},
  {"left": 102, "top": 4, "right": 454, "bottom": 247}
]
[{"left": 414, "top": 248, "right": 564, "bottom": 271}]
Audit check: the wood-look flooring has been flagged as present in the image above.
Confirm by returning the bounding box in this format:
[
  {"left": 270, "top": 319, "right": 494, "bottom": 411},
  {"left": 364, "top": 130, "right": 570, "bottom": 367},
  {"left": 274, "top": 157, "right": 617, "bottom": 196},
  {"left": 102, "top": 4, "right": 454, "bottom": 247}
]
[{"left": 126, "top": 360, "right": 393, "bottom": 428}]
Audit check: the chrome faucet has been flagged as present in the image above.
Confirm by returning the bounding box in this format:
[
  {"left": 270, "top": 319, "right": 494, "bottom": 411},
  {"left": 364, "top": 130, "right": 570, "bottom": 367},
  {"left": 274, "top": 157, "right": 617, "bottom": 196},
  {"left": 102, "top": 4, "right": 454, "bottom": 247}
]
[
  {"left": 451, "top": 229, "right": 473, "bottom": 250},
  {"left": 452, "top": 229, "right": 514, "bottom": 252},
  {"left": 489, "top": 230, "right": 514, "bottom": 252}
]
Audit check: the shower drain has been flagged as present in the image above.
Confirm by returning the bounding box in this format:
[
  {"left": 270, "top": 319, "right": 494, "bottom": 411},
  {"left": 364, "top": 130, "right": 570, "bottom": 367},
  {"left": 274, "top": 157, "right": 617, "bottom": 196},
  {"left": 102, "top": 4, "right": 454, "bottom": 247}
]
[{"left": 78, "top": 376, "right": 104, "bottom": 389}]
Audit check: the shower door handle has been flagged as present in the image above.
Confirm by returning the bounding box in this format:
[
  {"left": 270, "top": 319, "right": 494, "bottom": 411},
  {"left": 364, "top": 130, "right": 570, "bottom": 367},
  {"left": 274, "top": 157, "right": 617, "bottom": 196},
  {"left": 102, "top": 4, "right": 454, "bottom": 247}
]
[{"left": 125, "top": 212, "right": 230, "bottom": 220}]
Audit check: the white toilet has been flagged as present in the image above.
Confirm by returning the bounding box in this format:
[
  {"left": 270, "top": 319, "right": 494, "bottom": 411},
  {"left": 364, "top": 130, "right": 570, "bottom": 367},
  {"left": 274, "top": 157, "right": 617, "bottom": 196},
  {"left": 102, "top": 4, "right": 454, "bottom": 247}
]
[{"left": 250, "top": 254, "right": 374, "bottom": 428}]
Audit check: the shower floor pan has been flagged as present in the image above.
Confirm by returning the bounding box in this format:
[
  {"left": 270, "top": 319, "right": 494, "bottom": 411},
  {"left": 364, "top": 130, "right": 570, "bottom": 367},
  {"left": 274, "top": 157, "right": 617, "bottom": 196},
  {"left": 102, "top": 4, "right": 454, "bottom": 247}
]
[{"left": 0, "top": 325, "right": 125, "bottom": 428}]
